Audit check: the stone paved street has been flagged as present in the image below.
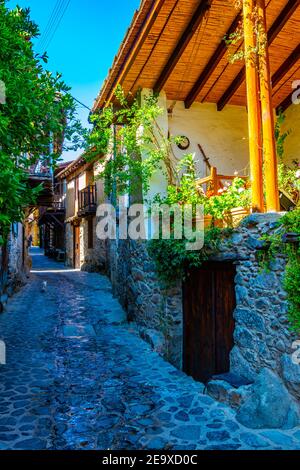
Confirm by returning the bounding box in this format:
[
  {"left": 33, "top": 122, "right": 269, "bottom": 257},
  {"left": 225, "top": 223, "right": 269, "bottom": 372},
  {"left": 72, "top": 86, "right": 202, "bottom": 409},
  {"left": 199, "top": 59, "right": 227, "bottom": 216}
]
[{"left": 0, "top": 248, "right": 300, "bottom": 450}]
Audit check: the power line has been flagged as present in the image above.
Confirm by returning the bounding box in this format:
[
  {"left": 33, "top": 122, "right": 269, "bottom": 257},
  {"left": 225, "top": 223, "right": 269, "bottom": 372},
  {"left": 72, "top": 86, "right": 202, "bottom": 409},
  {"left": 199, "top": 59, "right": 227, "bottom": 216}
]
[
  {"left": 43, "top": 0, "right": 71, "bottom": 51},
  {"left": 37, "top": 0, "right": 71, "bottom": 52},
  {"left": 72, "top": 96, "right": 91, "bottom": 112},
  {"left": 38, "top": 0, "right": 68, "bottom": 51},
  {"left": 37, "top": 0, "right": 65, "bottom": 50}
]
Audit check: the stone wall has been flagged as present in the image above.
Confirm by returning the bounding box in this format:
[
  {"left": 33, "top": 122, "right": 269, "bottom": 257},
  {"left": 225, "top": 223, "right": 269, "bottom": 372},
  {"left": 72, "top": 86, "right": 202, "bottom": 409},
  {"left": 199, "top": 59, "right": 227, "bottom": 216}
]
[
  {"left": 66, "top": 218, "right": 107, "bottom": 272},
  {"left": 218, "top": 214, "right": 300, "bottom": 401},
  {"left": 81, "top": 217, "right": 106, "bottom": 273},
  {"left": 0, "top": 224, "right": 28, "bottom": 310},
  {"left": 65, "top": 222, "right": 73, "bottom": 268},
  {"left": 106, "top": 238, "right": 183, "bottom": 368},
  {"left": 105, "top": 213, "right": 300, "bottom": 402}
]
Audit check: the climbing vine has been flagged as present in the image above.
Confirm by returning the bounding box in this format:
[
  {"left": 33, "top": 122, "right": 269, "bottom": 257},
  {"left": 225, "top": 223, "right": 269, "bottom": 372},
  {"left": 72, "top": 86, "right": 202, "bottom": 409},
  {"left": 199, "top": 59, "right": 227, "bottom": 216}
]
[
  {"left": 258, "top": 209, "right": 300, "bottom": 332},
  {"left": 147, "top": 226, "right": 227, "bottom": 287},
  {"left": 87, "top": 87, "right": 181, "bottom": 200},
  {"left": 275, "top": 112, "right": 300, "bottom": 205}
]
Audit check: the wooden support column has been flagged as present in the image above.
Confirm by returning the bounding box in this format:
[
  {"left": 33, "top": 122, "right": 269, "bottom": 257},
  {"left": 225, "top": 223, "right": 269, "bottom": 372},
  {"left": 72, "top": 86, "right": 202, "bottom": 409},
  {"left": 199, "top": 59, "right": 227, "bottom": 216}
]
[
  {"left": 243, "top": 0, "right": 264, "bottom": 212},
  {"left": 257, "top": 0, "right": 280, "bottom": 212}
]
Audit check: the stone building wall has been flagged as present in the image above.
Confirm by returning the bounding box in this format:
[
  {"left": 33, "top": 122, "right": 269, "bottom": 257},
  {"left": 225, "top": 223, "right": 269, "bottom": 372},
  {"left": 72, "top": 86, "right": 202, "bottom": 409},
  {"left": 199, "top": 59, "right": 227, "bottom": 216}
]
[
  {"left": 1, "top": 224, "right": 28, "bottom": 310},
  {"left": 106, "top": 213, "right": 300, "bottom": 401},
  {"left": 65, "top": 222, "right": 73, "bottom": 268},
  {"left": 106, "top": 238, "right": 183, "bottom": 369},
  {"left": 7, "top": 224, "right": 28, "bottom": 291},
  {"left": 80, "top": 217, "right": 106, "bottom": 273},
  {"left": 65, "top": 218, "right": 107, "bottom": 272}
]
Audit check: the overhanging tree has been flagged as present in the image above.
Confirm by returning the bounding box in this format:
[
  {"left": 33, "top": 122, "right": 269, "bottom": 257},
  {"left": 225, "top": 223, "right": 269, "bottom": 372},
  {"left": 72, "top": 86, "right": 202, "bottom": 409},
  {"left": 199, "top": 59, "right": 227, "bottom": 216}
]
[{"left": 0, "top": 0, "right": 85, "bottom": 244}]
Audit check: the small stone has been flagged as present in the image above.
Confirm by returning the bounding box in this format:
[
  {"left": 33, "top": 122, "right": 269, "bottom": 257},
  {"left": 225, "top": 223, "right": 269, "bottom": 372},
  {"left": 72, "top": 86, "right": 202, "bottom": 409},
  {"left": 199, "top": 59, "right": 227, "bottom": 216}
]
[
  {"left": 234, "top": 308, "right": 265, "bottom": 332},
  {"left": 171, "top": 425, "right": 202, "bottom": 440},
  {"left": 96, "top": 415, "right": 119, "bottom": 428},
  {"left": 206, "top": 430, "right": 230, "bottom": 442},
  {"left": 174, "top": 411, "right": 189, "bottom": 422},
  {"left": 0, "top": 433, "right": 20, "bottom": 442},
  {"left": 206, "top": 380, "right": 232, "bottom": 404},
  {"left": 190, "top": 406, "right": 204, "bottom": 415},
  {"left": 240, "top": 432, "right": 270, "bottom": 448},
  {"left": 147, "top": 437, "right": 167, "bottom": 449},
  {"left": 225, "top": 420, "right": 240, "bottom": 432},
  {"left": 246, "top": 236, "right": 265, "bottom": 250}
]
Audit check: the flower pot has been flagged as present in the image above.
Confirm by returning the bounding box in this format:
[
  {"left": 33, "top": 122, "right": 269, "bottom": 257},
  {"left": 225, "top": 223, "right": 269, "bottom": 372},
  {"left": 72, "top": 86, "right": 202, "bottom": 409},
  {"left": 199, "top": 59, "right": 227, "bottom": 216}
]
[
  {"left": 193, "top": 214, "right": 214, "bottom": 229},
  {"left": 227, "top": 207, "right": 250, "bottom": 227}
]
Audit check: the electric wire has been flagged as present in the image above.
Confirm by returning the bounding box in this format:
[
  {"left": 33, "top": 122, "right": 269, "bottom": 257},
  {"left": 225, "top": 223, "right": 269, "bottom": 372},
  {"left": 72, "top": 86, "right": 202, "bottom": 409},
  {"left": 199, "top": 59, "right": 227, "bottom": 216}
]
[
  {"left": 37, "top": 0, "right": 66, "bottom": 50},
  {"left": 37, "top": 0, "right": 71, "bottom": 52}
]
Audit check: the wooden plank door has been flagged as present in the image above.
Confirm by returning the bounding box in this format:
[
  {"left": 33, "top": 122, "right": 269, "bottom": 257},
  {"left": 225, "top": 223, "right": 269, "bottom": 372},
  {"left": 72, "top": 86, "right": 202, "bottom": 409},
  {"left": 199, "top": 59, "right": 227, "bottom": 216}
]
[
  {"left": 73, "top": 225, "right": 80, "bottom": 269},
  {"left": 183, "top": 262, "right": 236, "bottom": 383}
]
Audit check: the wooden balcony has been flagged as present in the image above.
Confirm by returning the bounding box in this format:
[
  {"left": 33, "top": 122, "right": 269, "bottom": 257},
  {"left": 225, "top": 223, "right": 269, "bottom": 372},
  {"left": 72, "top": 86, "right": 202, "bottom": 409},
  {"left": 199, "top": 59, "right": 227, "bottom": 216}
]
[
  {"left": 28, "top": 163, "right": 53, "bottom": 207},
  {"left": 78, "top": 185, "right": 97, "bottom": 217}
]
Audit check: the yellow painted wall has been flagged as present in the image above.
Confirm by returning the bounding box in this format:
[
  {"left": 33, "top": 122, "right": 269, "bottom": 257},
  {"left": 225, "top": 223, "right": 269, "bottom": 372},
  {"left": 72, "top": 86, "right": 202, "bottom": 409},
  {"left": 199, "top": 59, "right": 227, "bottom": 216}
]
[{"left": 282, "top": 103, "right": 300, "bottom": 166}]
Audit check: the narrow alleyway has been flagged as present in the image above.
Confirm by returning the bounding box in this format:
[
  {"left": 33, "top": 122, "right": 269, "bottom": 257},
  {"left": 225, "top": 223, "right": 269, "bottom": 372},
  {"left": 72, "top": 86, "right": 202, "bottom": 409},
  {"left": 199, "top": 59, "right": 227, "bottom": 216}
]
[{"left": 0, "top": 248, "right": 300, "bottom": 450}]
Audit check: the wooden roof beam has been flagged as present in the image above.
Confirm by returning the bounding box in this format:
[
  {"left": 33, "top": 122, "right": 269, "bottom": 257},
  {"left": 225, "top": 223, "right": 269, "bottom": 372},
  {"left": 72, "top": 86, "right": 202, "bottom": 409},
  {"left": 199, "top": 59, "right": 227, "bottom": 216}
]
[
  {"left": 217, "top": 0, "right": 300, "bottom": 111},
  {"left": 184, "top": 12, "right": 241, "bottom": 109},
  {"left": 153, "top": 0, "right": 212, "bottom": 94},
  {"left": 101, "top": 0, "right": 166, "bottom": 108},
  {"left": 272, "top": 43, "right": 300, "bottom": 88}
]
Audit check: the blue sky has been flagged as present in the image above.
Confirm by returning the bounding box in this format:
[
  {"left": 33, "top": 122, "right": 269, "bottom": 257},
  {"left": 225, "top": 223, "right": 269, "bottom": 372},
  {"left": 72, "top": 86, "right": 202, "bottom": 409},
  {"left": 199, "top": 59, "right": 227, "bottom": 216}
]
[{"left": 10, "top": 0, "right": 140, "bottom": 161}]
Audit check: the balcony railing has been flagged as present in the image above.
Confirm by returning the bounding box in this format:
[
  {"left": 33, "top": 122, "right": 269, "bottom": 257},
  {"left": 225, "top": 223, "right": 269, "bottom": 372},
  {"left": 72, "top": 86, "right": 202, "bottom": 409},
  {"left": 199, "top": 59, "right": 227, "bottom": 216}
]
[
  {"left": 78, "top": 185, "right": 97, "bottom": 217},
  {"left": 52, "top": 194, "right": 66, "bottom": 211},
  {"left": 196, "top": 166, "right": 248, "bottom": 197},
  {"left": 28, "top": 162, "right": 52, "bottom": 179}
]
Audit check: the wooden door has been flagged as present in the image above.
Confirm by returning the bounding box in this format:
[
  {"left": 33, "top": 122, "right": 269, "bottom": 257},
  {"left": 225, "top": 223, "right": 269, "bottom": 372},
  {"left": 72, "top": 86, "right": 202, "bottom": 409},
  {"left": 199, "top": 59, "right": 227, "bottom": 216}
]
[
  {"left": 73, "top": 225, "right": 80, "bottom": 268},
  {"left": 183, "top": 262, "right": 236, "bottom": 383}
]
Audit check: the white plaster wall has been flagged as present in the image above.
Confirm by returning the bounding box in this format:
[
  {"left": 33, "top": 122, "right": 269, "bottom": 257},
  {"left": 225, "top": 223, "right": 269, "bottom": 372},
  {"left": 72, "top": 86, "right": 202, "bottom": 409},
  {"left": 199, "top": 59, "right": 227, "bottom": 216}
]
[
  {"left": 78, "top": 172, "right": 86, "bottom": 191},
  {"left": 66, "top": 180, "right": 75, "bottom": 219},
  {"left": 141, "top": 89, "right": 169, "bottom": 203},
  {"left": 140, "top": 91, "right": 251, "bottom": 202},
  {"left": 8, "top": 223, "right": 24, "bottom": 282},
  {"left": 168, "top": 101, "right": 250, "bottom": 179},
  {"left": 94, "top": 162, "right": 106, "bottom": 205}
]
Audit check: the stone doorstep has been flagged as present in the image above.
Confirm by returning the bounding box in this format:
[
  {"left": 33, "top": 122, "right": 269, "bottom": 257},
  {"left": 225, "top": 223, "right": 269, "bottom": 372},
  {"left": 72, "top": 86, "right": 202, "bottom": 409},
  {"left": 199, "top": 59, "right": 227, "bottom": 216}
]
[
  {"left": 206, "top": 379, "right": 251, "bottom": 411},
  {"left": 211, "top": 372, "right": 253, "bottom": 388}
]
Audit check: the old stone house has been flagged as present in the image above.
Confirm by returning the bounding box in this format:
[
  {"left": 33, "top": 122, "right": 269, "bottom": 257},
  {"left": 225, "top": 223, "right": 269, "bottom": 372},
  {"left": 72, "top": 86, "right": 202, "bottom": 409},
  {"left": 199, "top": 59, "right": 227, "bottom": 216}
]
[
  {"left": 38, "top": 162, "right": 70, "bottom": 261},
  {"left": 63, "top": 0, "right": 300, "bottom": 427},
  {"left": 57, "top": 156, "right": 106, "bottom": 271}
]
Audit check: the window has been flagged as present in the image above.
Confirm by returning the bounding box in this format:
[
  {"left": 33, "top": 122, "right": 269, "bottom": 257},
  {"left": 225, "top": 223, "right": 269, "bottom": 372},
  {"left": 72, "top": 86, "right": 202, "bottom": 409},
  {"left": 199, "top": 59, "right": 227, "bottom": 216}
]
[{"left": 88, "top": 218, "right": 94, "bottom": 249}]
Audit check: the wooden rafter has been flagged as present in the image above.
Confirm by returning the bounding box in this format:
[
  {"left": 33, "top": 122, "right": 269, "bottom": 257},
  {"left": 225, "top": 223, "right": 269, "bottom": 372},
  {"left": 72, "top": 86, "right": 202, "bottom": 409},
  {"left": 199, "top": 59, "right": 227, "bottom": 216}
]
[
  {"left": 103, "top": 0, "right": 166, "bottom": 108},
  {"left": 153, "top": 0, "right": 212, "bottom": 94},
  {"left": 272, "top": 43, "right": 300, "bottom": 88},
  {"left": 184, "top": 12, "right": 241, "bottom": 109},
  {"left": 217, "top": 0, "right": 300, "bottom": 111}
]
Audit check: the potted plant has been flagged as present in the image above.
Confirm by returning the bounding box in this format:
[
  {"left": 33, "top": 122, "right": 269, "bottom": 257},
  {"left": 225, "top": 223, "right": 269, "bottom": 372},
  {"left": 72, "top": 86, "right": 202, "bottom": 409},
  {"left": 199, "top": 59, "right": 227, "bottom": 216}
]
[{"left": 206, "top": 178, "right": 251, "bottom": 228}]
